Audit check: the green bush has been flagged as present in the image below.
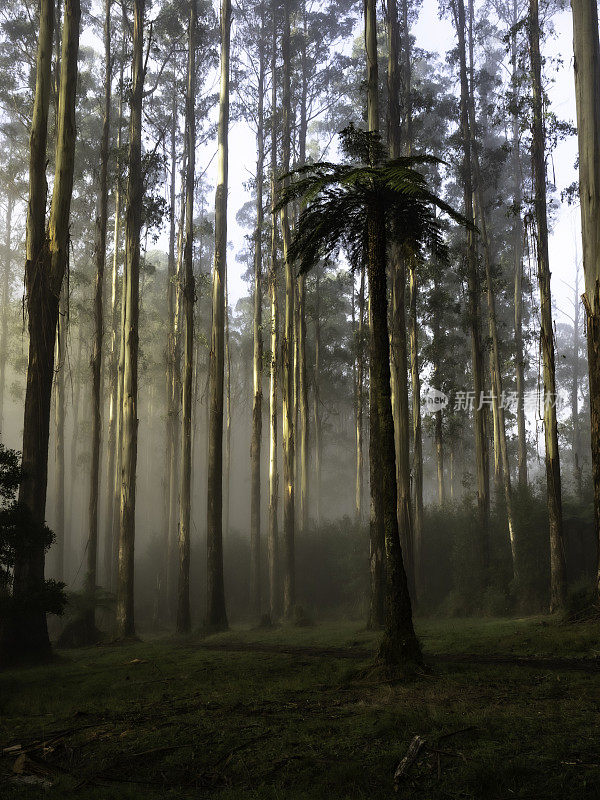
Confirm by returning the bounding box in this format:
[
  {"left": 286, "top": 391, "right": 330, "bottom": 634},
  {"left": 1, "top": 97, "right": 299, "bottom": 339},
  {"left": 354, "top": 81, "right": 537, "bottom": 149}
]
[{"left": 0, "top": 444, "right": 67, "bottom": 622}]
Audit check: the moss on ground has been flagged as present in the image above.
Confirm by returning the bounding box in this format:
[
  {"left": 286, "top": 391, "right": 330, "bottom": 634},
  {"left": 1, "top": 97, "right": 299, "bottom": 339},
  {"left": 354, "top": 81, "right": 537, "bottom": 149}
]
[{"left": 1, "top": 617, "right": 599, "bottom": 798}]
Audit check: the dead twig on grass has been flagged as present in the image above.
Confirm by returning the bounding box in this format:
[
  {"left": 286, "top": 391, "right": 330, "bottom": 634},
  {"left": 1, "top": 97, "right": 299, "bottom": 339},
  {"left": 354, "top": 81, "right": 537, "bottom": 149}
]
[
  {"left": 393, "top": 728, "right": 475, "bottom": 790},
  {"left": 394, "top": 735, "right": 426, "bottom": 789}
]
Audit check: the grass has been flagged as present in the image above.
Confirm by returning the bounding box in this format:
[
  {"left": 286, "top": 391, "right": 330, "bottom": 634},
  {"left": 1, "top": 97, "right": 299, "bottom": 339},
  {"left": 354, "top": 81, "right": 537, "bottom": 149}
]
[
  {"left": 1, "top": 617, "right": 600, "bottom": 798},
  {"left": 205, "top": 614, "right": 600, "bottom": 658}
]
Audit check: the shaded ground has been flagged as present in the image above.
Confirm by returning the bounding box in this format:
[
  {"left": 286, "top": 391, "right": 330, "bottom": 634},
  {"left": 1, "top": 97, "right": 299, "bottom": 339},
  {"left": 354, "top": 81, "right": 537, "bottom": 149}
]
[
  {"left": 196, "top": 640, "right": 600, "bottom": 672},
  {"left": 1, "top": 617, "right": 600, "bottom": 798}
]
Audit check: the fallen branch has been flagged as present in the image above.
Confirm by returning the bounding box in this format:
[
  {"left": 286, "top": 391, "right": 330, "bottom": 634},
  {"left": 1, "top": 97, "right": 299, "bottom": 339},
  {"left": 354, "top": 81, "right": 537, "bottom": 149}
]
[
  {"left": 394, "top": 728, "right": 475, "bottom": 790},
  {"left": 393, "top": 735, "right": 426, "bottom": 790}
]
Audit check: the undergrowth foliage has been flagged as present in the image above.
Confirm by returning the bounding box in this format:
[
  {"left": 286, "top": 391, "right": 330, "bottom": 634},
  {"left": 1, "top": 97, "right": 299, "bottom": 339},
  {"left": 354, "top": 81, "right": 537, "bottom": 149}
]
[
  {"left": 0, "top": 444, "right": 66, "bottom": 642},
  {"left": 419, "top": 485, "right": 596, "bottom": 616},
  {"left": 127, "top": 491, "right": 597, "bottom": 630}
]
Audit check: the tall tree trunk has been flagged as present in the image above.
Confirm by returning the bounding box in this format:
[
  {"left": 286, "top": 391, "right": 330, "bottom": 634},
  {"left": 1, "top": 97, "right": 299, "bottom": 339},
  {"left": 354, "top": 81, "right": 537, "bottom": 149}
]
[
  {"left": 190, "top": 318, "right": 202, "bottom": 504},
  {"left": 0, "top": 193, "right": 13, "bottom": 433},
  {"left": 514, "top": 221, "right": 528, "bottom": 486},
  {"left": 167, "top": 150, "right": 185, "bottom": 617},
  {"left": 368, "top": 292, "right": 385, "bottom": 630},
  {"left": 298, "top": 274, "right": 308, "bottom": 533},
  {"left": 572, "top": 266, "right": 583, "bottom": 497},
  {"left": 408, "top": 265, "right": 422, "bottom": 584},
  {"left": 355, "top": 263, "right": 365, "bottom": 523},
  {"left": 313, "top": 269, "right": 322, "bottom": 526},
  {"left": 85, "top": 0, "right": 111, "bottom": 633},
  {"left": 177, "top": 0, "right": 196, "bottom": 634},
  {"left": 293, "top": 280, "right": 299, "bottom": 517},
  {"left": 388, "top": 0, "right": 414, "bottom": 598},
  {"left": 298, "top": 5, "right": 309, "bottom": 536},
  {"left": 280, "top": 0, "right": 296, "bottom": 619},
  {"left": 453, "top": 0, "right": 489, "bottom": 581},
  {"left": 9, "top": 0, "right": 80, "bottom": 662},
  {"left": 206, "top": 0, "right": 231, "bottom": 631},
  {"left": 112, "top": 191, "right": 127, "bottom": 593},
  {"left": 491, "top": 378, "right": 502, "bottom": 499},
  {"left": 268, "top": 232, "right": 279, "bottom": 621},
  {"left": 164, "top": 86, "right": 178, "bottom": 609},
  {"left": 224, "top": 278, "right": 231, "bottom": 540},
  {"left": 366, "top": 0, "right": 385, "bottom": 631},
  {"left": 467, "top": 0, "right": 518, "bottom": 580},
  {"left": 399, "top": 0, "right": 422, "bottom": 595},
  {"left": 510, "top": 0, "right": 528, "bottom": 489},
  {"left": 268, "top": 1, "right": 280, "bottom": 620},
  {"left": 54, "top": 0, "right": 67, "bottom": 580},
  {"left": 432, "top": 281, "right": 445, "bottom": 506},
  {"left": 54, "top": 298, "right": 66, "bottom": 581},
  {"left": 104, "top": 15, "right": 126, "bottom": 589},
  {"left": 529, "top": 0, "right": 567, "bottom": 612},
  {"left": 365, "top": 0, "right": 420, "bottom": 666},
  {"left": 250, "top": 1, "right": 265, "bottom": 620},
  {"left": 571, "top": 0, "right": 600, "bottom": 597},
  {"left": 116, "top": 0, "right": 144, "bottom": 638},
  {"left": 435, "top": 408, "right": 444, "bottom": 504},
  {"left": 68, "top": 326, "right": 83, "bottom": 574},
  {"left": 368, "top": 202, "right": 420, "bottom": 668}
]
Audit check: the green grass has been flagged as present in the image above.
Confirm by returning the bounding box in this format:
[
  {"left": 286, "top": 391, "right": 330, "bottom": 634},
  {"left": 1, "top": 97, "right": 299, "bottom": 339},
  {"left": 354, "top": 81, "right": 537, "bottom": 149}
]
[
  {"left": 1, "top": 617, "right": 600, "bottom": 798},
  {"left": 202, "top": 615, "right": 600, "bottom": 658}
]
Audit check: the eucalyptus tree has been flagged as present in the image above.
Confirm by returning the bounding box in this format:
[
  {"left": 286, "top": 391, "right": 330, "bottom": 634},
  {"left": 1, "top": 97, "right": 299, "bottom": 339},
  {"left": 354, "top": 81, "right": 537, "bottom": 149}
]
[
  {"left": 104, "top": 4, "right": 128, "bottom": 591},
  {"left": 354, "top": 262, "right": 365, "bottom": 523},
  {"left": 465, "top": 0, "right": 518, "bottom": 581},
  {"left": 177, "top": 0, "right": 197, "bottom": 634},
  {"left": 571, "top": 268, "right": 583, "bottom": 498},
  {"left": 144, "top": 0, "right": 191, "bottom": 618},
  {"left": 206, "top": 0, "right": 232, "bottom": 630},
  {"left": 303, "top": 263, "right": 355, "bottom": 521},
  {"left": 279, "top": 0, "right": 296, "bottom": 619},
  {"left": 448, "top": 0, "right": 489, "bottom": 582},
  {"left": 297, "top": 0, "right": 310, "bottom": 538},
  {"left": 54, "top": 292, "right": 66, "bottom": 580},
  {"left": 571, "top": 0, "right": 600, "bottom": 597},
  {"left": 422, "top": 263, "right": 468, "bottom": 507},
  {"left": 365, "top": 0, "right": 385, "bottom": 631},
  {"left": 387, "top": 0, "right": 415, "bottom": 596},
  {"left": 232, "top": 0, "right": 269, "bottom": 619},
  {"left": 494, "top": 0, "right": 529, "bottom": 488},
  {"left": 116, "top": 0, "right": 145, "bottom": 638},
  {"left": 164, "top": 93, "right": 181, "bottom": 613},
  {"left": 294, "top": 0, "right": 356, "bottom": 535},
  {"left": 250, "top": 0, "right": 267, "bottom": 619},
  {"left": 129, "top": 0, "right": 217, "bottom": 619},
  {"left": 84, "top": 0, "right": 112, "bottom": 639},
  {"left": 9, "top": 0, "right": 80, "bottom": 661},
  {"left": 399, "top": 0, "right": 423, "bottom": 591},
  {"left": 312, "top": 267, "right": 322, "bottom": 524},
  {"left": 268, "top": 0, "right": 280, "bottom": 620},
  {"left": 528, "top": 0, "right": 566, "bottom": 612}
]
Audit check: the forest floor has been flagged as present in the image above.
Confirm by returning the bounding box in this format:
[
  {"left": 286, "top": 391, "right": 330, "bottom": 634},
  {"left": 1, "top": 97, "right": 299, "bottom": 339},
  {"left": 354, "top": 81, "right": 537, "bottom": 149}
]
[{"left": 1, "top": 616, "right": 600, "bottom": 799}]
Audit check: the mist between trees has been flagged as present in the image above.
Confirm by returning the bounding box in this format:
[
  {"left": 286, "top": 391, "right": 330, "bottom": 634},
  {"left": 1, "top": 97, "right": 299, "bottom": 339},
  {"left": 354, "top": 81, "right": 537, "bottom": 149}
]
[{"left": 0, "top": 0, "right": 598, "bottom": 673}]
